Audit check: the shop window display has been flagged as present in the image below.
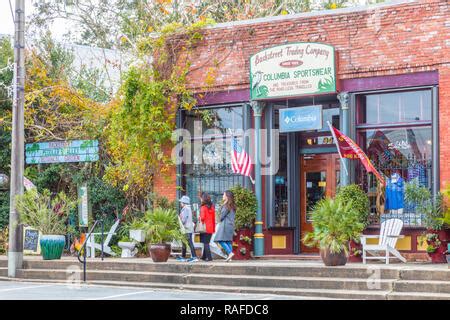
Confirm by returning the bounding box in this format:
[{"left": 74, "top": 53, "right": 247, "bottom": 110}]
[
  {"left": 183, "top": 106, "right": 245, "bottom": 205},
  {"left": 356, "top": 89, "right": 432, "bottom": 227}
]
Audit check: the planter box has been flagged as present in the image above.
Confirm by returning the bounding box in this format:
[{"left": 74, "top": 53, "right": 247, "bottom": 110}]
[
  {"left": 232, "top": 228, "right": 254, "bottom": 260},
  {"left": 130, "top": 229, "right": 145, "bottom": 242}
]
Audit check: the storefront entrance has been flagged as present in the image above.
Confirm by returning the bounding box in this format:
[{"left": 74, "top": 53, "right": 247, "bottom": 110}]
[{"left": 300, "top": 153, "right": 341, "bottom": 253}]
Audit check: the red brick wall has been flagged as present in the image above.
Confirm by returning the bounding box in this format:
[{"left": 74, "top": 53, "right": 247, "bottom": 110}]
[
  {"left": 439, "top": 64, "right": 450, "bottom": 189},
  {"left": 153, "top": 146, "right": 177, "bottom": 201},
  {"left": 155, "top": 0, "right": 450, "bottom": 196}
]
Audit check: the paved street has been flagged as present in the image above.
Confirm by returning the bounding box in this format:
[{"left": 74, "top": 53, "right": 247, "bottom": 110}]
[{"left": 0, "top": 281, "right": 309, "bottom": 300}]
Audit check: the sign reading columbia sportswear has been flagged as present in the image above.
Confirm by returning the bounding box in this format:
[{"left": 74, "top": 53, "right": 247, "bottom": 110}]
[{"left": 250, "top": 43, "right": 336, "bottom": 100}]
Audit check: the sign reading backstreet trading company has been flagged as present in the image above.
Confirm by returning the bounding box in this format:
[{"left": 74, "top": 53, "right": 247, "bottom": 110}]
[
  {"left": 250, "top": 43, "right": 336, "bottom": 100},
  {"left": 280, "top": 105, "right": 322, "bottom": 133},
  {"left": 25, "top": 140, "right": 99, "bottom": 164}
]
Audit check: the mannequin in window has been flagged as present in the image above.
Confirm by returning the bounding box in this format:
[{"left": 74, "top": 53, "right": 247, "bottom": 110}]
[{"left": 385, "top": 171, "right": 404, "bottom": 214}]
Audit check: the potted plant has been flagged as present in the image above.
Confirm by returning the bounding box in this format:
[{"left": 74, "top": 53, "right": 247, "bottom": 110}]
[
  {"left": 128, "top": 217, "right": 146, "bottom": 242},
  {"left": 229, "top": 185, "right": 257, "bottom": 260},
  {"left": 335, "top": 184, "right": 370, "bottom": 263},
  {"left": 16, "top": 189, "right": 75, "bottom": 260},
  {"left": 405, "top": 181, "right": 449, "bottom": 263},
  {"left": 303, "top": 197, "right": 365, "bottom": 266},
  {"left": 143, "top": 208, "right": 186, "bottom": 262}
]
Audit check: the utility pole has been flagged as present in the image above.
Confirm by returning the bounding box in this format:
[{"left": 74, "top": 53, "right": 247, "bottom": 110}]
[{"left": 8, "top": 0, "right": 25, "bottom": 278}]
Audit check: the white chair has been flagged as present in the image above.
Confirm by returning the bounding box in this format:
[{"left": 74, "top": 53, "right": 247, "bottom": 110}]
[
  {"left": 86, "top": 219, "right": 120, "bottom": 258},
  {"left": 361, "top": 218, "right": 407, "bottom": 264}
]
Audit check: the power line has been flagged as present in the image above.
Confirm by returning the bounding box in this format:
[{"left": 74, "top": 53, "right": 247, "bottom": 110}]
[{"left": 9, "top": 0, "right": 15, "bottom": 24}]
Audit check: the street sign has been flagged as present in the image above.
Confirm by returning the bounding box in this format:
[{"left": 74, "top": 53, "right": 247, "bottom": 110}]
[
  {"left": 279, "top": 105, "right": 323, "bottom": 133},
  {"left": 78, "top": 183, "right": 90, "bottom": 227},
  {"left": 25, "top": 140, "right": 99, "bottom": 164}
]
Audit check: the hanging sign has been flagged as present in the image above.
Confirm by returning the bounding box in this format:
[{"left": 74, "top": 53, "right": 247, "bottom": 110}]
[
  {"left": 279, "top": 105, "right": 322, "bottom": 133},
  {"left": 78, "top": 183, "right": 90, "bottom": 227},
  {"left": 25, "top": 140, "right": 99, "bottom": 164},
  {"left": 250, "top": 42, "right": 336, "bottom": 100}
]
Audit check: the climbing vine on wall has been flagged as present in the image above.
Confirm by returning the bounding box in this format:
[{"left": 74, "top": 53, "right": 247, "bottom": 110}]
[{"left": 104, "top": 19, "right": 215, "bottom": 209}]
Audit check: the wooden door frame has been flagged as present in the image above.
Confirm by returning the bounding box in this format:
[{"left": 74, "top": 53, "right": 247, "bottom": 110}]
[{"left": 299, "top": 153, "right": 340, "bottom": 253}]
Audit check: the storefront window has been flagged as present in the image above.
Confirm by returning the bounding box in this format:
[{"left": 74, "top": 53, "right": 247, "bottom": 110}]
[
  {"left": 356, "top": 89, "right": 433, "bottom": 227},
  {"left": 182, "top": 106, "right": 245, "bottom": 205},
  {"left": 358, "top": 90, "right": 431, "bottom": 125}
]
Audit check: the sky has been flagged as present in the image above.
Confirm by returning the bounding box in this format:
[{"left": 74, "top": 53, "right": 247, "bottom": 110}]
[
  {"left": 0, "top": 0, "right": 66, "bottom": 39},
  {"left": 0, "top": 0, "right": 376, "bottom": 39}
]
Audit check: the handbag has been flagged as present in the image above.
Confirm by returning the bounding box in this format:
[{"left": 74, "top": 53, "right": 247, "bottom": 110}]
[{"left": 195, "top": 220, "right": 206, "bottom": 233}]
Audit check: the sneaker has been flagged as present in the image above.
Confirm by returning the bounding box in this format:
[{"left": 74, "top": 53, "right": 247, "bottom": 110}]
[
  {"left": 187, "top": 257, "right": 199, "bottom": 263},
  {"left": 225, "top": 252, "right": 234, "bottom": 262},
  {"left": 176, "top": 256, "right": 186, "bottom": 262}
]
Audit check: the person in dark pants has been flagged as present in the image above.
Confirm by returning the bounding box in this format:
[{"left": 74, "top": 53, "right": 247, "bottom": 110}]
[
  {"left": 178, "top": 195, "right": 198, "bottom": 262},
  {"left": 199, "top": 192, "right": 216, "bottom": 261}
]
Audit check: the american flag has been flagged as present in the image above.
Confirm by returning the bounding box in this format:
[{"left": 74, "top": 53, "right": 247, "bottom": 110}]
[{"left": 231, "top": 136, "right": 253, "bottom": 177}]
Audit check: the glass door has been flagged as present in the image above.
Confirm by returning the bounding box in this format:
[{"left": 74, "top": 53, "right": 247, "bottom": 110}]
[{"left": 300, "top": 153, "right": 340, "bottom": 253}]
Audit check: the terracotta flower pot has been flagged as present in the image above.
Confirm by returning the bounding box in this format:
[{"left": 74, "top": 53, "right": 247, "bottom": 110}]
[
  {"left": 320, "top": 248, "right": 348, "bottom": 266},
  {"left": 149, "top": 243, "right": 171, "bottom": 262}
]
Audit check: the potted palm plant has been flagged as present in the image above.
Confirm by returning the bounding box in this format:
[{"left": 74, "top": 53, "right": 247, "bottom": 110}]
[
  {"left": 16, "top": 189, "right": 75, "bottom": 260},
  {"left": 303, "top": 197, "right": 365, "bottom": 266},
  {"left": 229, "top": 185, "right": 257, "bottom": 260},
  {"left": 143, "top": 208, "right": 186, "bottom": 262}
]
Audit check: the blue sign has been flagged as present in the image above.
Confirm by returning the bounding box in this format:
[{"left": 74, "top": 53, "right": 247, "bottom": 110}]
[{"left": 279, "top": 105, "right": 322, "bottom": 133}]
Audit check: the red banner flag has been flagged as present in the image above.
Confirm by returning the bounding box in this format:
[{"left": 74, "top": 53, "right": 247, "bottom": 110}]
[{"left": 328, "top": 123, "right": 385, "bottom": 186}]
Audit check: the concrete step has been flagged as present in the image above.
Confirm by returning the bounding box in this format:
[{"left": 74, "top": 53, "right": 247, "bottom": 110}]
[
  {"left": 15, "top": 268, "right": 395, "bottom": 291},
  {"left": 399, "top": 269, "right": 450, "bottom": 281},
  {"left": 394, "top": 280, "right": 450, "bottom": 294},
  {"left": 13, "top": 259, "right": 404, "bottom": 279},
  {"left": 387, "top": 291, "right": 450, "bottom": 300}
]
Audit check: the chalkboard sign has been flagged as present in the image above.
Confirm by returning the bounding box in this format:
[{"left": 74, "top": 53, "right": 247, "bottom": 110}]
[{"left": 23, "top": 228, "right": 40, "bottom": 253}]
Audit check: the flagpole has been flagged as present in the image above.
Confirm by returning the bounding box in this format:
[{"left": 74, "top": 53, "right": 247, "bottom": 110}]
[{"left": 327, "top": 121, "right": 349, "bottom": 176}]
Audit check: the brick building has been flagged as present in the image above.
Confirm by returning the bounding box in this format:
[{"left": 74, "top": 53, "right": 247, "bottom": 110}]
[{"left": 155, "top": 0, "right": 450, "bottom": 258}]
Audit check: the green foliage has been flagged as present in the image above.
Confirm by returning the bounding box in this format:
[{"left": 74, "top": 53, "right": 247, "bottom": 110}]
[
  {"left": 15, "top": 189, "right": 76, "bottom": 235},
  {"left": 0, "top": 227, "right": 7, "bottom": 255},
  {"left": 149, "top": 193, "right": 177, "bottom": 211},
  {"left": 303, "top": 197, "right": 365, "bottom": 254},
  {"left": 143, "top": 208, "right": 186, "bottom": 245},
  {"left": 229, "top": 185, "right": 258, "bottom": 230},
  {"left": 0, "top": 192, "right": 9, "bottom": 230},
  {"left": 0, "top": 37, "right": 13, "bottom": 175},
  {"left": 336, "top": 184, "right": 370, "bottom": 226},
  {"left": 405, "top": 179, "right": 445, "bottom": 230}
]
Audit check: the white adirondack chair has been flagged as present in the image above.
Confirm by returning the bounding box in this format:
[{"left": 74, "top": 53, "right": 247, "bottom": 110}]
[
  {"left": 361, "top": 218, "right": 407, "bottom": 264},
  {"left": 86, "top": 219, "right": 120, "bottom": 258}
]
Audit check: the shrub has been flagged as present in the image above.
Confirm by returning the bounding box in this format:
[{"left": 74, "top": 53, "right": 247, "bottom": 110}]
[
  {"left": 405, "top": 179, "right": 445, "bottom": 230},
  {"left": 0, "top": 191, "right": 9, "bottom": 230},
  {"left": 229, "top": 185, "right": 257, "bottom": 230},
  {"left": 15, "top": 189, "right": 76, "bottom": 235},
  {"left": 335, "top": 184, "right": 370, "bottom": 226}
]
